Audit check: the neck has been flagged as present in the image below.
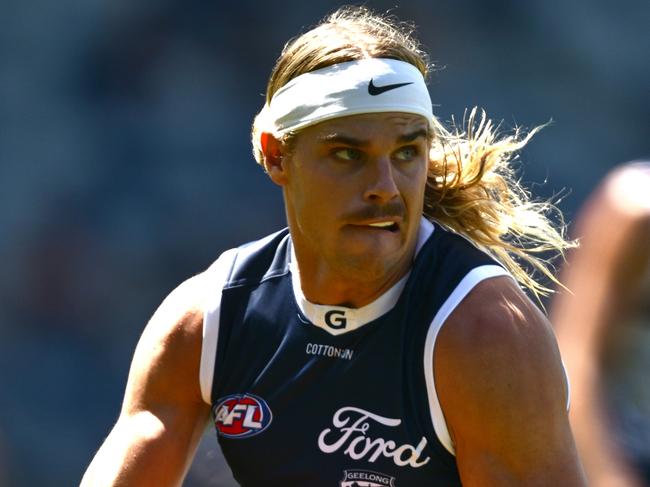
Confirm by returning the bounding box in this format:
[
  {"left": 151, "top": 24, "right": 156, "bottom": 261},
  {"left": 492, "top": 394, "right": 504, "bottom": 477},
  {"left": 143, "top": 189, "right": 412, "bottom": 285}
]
[{"left": 291, "top": 242, "right": 416, "bottom": 308}]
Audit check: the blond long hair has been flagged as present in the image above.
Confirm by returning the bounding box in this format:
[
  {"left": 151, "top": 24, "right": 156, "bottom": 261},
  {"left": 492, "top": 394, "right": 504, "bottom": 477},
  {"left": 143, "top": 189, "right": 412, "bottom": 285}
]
[{"left": 252, "top": 6, "right": 575, "bottom": 298}]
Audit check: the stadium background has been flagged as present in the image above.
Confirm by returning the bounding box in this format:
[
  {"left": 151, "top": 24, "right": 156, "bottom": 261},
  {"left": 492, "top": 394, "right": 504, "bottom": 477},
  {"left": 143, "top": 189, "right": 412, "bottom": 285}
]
[{"left": 0, "top": 0, "right": 648, "bottom": 485}]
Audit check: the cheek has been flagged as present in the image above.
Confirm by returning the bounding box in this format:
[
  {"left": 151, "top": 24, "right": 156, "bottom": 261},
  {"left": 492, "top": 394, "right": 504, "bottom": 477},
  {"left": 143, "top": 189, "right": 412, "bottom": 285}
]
[
  {"left": 399, "top": 163, "right": 428, "bottom": 205},
  {"left": 295, "top": 160, "right": 353, "bottom": 200},
  {"left": 290, "top": 169, "right": 338, "bottom": 221}
]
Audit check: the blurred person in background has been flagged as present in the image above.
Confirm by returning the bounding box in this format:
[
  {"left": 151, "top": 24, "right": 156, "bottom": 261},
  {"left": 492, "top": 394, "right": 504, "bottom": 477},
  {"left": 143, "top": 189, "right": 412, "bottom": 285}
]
[
  {"left": 552, "top": 162, "right": 650, "bottom": 487},
  {"left": 81, "top": 6, "right": 585, "bottom": 486}
]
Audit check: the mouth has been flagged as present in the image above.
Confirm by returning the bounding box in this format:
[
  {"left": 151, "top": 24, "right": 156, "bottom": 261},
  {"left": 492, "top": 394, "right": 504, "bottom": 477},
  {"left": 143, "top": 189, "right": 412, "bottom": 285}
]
[{"left": 358, "top": 220, "right": 401, "bottom": 233}]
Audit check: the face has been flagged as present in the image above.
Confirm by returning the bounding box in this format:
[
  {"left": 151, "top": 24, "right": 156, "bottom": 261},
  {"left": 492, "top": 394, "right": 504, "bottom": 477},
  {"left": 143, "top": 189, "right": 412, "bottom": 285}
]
[{"left": 271, "top": 112, "right": 429, "bottom": 281}]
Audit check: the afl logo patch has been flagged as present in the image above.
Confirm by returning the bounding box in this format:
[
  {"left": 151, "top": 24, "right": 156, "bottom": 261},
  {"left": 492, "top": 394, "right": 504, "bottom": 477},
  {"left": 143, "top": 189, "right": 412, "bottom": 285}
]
[{"left": 213, "top": 393, "right": 272, "bottom": 438}]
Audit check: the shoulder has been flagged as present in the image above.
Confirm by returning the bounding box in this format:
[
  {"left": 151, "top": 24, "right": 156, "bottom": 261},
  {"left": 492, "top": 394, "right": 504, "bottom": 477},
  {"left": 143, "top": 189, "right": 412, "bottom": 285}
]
[
  {"left": 124, "top": 270, "right": 214, "bottom": 412},
  {"left": 136, "top": 244, "right": 245, "bottom": 376},
  {"left": 439, "top": 276, "right": 558, "bottom": 357},
  {"left": 125, "top": 239, "right": 252, "bottom": 412},
  {"left": 583, "top": 162, "right": 650, "bottom": 232},
  {"left": 434, "top": 276, "right": 585, "bottom": 484},
  {"left": 413, "top": 221, "right": 501, "bottom": 297},
  {"left": 428, "top": 221, "right": 494, "bottom": 259},
  {"left": 603, "top": 162, "right": 650, "bottom": 212},
  {"left": 81, "top": 270, "right": 220, "bottom": 486},
  {"left": 142, "top": 271, "right": 209, "bottom": 347},
  {"left": 215, "top": 229, "right": 291, "bottom": 288},
  {"left": 137, "top": 231, "right": 289, "bottom": 405},
  {"left": 434, "top": 276, "right": 568, "bottom": 444},
  {"left": 559, "top": 162, "right": 650, "bottom": 289}
]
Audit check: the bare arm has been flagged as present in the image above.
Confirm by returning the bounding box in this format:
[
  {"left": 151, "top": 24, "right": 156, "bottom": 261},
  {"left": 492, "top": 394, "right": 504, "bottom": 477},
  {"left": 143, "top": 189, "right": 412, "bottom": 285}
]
[
  {"left": 552, "top": 163, "right": 650, "bottom": 487},
  {"left": 81, "top": 274, "right": 212, "bottom": 487},
  {"left": 435, "top": 276, "right": 586, "bottom": 486}
]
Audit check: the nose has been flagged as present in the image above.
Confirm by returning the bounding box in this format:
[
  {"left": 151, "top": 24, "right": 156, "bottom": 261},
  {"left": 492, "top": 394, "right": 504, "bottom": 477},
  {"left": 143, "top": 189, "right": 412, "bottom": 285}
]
[{"left": 363, "top": 156, "right": 400, "bottom": 203}]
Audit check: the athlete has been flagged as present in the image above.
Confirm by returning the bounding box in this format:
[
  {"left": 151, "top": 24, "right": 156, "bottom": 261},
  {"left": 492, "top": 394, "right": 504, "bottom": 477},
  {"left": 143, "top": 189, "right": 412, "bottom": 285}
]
[
  {"left": 552, "top": 162, "right": 650, "bottom": 487},
  {"left": 81, "top": 6, "right": 586, "bottom": 486}
]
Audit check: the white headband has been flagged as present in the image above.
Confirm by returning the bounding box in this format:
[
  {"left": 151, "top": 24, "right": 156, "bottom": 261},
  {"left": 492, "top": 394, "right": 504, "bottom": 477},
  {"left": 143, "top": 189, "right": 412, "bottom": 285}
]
[{"left": 259, "top": 58, "right": 434, "bottom": 136}]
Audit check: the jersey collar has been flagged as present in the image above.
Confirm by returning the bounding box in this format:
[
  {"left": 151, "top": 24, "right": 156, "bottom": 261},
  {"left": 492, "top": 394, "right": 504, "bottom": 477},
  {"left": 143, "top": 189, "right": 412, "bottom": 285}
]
[{"left": 290, "top": 217, "right": 434, "bottom": 335}]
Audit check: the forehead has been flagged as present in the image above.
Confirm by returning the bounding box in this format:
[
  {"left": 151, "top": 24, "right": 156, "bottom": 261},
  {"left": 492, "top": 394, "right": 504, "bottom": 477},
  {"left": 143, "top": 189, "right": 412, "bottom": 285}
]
[{"left": 301, "top": 112, "right": 429, "bottom": 141}]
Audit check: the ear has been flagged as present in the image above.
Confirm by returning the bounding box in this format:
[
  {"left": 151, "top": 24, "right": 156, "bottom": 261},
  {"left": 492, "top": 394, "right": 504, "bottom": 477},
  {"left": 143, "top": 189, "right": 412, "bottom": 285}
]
[{"left": 260, "top": 132, "right": 288, "bottom": 186}]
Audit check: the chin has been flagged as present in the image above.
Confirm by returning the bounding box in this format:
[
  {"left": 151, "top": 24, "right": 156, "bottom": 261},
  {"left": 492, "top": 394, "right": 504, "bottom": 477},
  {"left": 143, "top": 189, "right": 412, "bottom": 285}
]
[{"left": 338, "top": 241, "right": 404, "bottom": 274}]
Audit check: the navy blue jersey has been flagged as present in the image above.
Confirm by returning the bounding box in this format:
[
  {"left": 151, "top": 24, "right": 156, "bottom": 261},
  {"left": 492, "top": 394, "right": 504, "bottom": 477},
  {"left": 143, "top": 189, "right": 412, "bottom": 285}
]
[{"left": 199, "top": 218, "right": 508, "bottom": 486}]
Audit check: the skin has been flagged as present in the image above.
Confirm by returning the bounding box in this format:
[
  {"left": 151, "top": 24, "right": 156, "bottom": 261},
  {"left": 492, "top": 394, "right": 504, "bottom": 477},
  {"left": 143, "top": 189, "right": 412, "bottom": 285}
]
[
  {"left": 80, "top": 275, "right": 211, "bottom": 487},
  {"left": 437, "top": 276, "right": 586, "bottom": 486},
  {"left": 551, "top": 164, "right": 650, "bottom": 487},
  {"left": 266, "top": 112, "right": 585, "bottom": 485},
  {"left": 262, "top": 112, "right": 429, "bottom": 307},
  {"left": 81, "top": 111, "right": 586, "bottom": 486}
]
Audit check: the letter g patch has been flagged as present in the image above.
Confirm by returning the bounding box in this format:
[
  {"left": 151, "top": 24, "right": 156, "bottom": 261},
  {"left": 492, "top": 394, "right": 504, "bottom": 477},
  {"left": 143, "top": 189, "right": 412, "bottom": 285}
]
[{"left": 324, "top": 309, "right": 347, "bottom": 329}]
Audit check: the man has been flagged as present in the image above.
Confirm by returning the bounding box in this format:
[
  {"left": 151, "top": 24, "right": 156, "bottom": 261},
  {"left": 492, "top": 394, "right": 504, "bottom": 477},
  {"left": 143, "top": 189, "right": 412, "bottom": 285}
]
[
  {"left": 82, "top": 6, "right": 586, "bottom": 486},
  {"left": 552, "top": 162, "right": 650, "bottom": 487}
]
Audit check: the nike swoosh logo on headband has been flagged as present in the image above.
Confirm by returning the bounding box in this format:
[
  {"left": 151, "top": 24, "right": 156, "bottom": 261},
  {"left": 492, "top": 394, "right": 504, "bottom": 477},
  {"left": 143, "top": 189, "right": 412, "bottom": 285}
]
[{"left": 367, "top": 79, "right": 414, "bottom": 96}]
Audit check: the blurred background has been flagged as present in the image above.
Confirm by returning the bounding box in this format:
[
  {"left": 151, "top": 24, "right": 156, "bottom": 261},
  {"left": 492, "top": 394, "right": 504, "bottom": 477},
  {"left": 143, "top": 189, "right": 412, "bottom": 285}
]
[{"left": 0, "top": 0, "right": 648, "bottom": 485}]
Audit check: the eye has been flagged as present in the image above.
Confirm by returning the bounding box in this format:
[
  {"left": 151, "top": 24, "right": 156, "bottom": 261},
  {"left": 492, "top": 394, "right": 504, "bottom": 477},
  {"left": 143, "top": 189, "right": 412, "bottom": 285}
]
[
  {"left": 394, "top": 145, "right": 419, "bottom": 161},
  {"left": 332, "top": 148, "right": 363, "bottom": 161}
]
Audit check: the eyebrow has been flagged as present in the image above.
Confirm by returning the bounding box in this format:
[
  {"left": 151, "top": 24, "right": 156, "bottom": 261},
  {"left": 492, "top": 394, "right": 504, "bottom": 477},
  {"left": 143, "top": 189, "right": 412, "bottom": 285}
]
[
  {"left": 397, "top": 128, "right": 428, "bottom": 143},
  {"left": 317, "top": 133, "right": 369, "bottom": 146},
  {"left": 317, "top": 128, "right": 429, "bottom": 146}
]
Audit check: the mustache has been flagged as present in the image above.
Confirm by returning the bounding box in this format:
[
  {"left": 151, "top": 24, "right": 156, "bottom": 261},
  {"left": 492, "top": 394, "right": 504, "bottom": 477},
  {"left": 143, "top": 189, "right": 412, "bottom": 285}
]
[{"left": 342, "top": 201, "right": 406, "bottom": 222}]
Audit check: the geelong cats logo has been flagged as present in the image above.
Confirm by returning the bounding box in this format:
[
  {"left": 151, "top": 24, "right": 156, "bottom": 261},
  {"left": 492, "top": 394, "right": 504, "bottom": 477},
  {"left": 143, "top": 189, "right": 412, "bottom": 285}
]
[
  {"left": 340, "top": 469, "right": 396, "bottom": 487},
  {"left": 213, "top": 393, "right": 272, "bottom": 438},
  {"left": 318, "top": 406, "right": 430, "bottom": 468}
]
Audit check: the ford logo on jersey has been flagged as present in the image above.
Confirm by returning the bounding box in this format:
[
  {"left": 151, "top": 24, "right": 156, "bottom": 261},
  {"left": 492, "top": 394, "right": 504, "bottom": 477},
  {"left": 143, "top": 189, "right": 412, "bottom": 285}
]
[{"left": 213, "top": 393, "right": 273, "bottom": 438}]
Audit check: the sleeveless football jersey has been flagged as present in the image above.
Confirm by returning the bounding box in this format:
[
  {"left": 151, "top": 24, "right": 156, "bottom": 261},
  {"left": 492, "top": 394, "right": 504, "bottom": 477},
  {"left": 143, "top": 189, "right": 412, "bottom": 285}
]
[{"left": 199, "top": 218, "right": 509, "bottom": 486}]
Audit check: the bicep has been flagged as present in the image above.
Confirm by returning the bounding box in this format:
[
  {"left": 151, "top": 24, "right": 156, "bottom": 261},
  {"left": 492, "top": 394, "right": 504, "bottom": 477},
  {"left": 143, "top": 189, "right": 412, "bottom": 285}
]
[
  {"left": 82, "top": 275, "right": 211, "bottom": 487},
  {"left": 449, "top": 361, "right": 577, "bottom": 486},
  {"left": 435, "top": 277, "right": 585, "bottom": 486}
]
